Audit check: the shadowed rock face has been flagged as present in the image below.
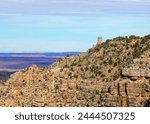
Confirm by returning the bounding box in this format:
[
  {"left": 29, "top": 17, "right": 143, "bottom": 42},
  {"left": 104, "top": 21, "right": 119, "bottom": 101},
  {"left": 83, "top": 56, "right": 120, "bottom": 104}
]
[
  {"left": 106, "top": 77, "right": 150, "bottom": 107},
  {"left": 144, "top": 99, "right": 150, "bottom": 107},
  {"left": 0, "top": 35, "right": 149, "bottom": 107}
]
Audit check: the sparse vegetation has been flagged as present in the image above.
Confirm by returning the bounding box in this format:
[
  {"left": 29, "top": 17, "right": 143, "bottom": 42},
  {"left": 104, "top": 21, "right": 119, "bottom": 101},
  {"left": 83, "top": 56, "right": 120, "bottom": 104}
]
[{"left": 0, "top": 34, "right": 149, "bottom": 107}]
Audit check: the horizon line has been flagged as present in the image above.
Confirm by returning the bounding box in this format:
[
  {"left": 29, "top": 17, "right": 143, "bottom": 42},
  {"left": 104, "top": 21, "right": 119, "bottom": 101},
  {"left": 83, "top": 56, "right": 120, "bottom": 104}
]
[{"left": 0, "top": 51, "right": 82, "bottom": 53}]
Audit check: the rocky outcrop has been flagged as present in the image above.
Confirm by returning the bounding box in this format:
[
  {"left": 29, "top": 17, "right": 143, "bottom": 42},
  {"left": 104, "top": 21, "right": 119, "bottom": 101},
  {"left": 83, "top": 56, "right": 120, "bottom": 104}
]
[
  {"left": 106, "top": 58, "right": 150, "bottom": 107},
  {"left": 106, "top": 78, "right": 150, "bottom": 107},
  {"left": 122, "top": 69, "right": 150, "bottom": 78}
]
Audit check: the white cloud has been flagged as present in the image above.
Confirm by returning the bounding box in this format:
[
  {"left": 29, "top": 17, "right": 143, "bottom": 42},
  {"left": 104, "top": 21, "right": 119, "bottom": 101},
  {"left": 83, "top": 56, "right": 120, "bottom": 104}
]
[{"left": 0, "top": 0, "right": 149, "bottom": 16}]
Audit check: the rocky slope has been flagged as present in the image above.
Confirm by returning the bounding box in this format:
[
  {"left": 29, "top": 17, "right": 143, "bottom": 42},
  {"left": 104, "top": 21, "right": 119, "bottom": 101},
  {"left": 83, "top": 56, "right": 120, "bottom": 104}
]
[{"left": 0, "top": 35, "right": 149, "bottom": 107}]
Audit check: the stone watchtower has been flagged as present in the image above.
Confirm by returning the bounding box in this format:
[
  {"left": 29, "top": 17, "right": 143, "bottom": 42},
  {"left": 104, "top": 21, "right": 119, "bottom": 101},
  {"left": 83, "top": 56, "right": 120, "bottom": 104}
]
[{"left": 97, "top": 37, "right": 103, "bottom": 45}]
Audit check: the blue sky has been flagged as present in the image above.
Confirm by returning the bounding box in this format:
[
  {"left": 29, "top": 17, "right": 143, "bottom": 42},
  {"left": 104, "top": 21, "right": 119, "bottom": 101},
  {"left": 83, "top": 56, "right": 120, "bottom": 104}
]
[{"left": 0, "top": 0, "right": 150, "bottom": 52}]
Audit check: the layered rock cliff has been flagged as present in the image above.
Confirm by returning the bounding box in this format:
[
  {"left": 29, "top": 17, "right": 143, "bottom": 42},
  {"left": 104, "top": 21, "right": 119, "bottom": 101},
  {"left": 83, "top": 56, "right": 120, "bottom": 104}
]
[
  {"left": 106, "top": 57, "right": 150, "bottom": 107},
  {"left": 0, "top": 35, "right": 149, "bottom": 107}
]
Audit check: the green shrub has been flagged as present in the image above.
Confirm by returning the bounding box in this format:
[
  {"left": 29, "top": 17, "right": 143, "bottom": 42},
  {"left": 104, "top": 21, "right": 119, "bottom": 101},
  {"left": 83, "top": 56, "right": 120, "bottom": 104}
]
[{"left": 109, "top": 59, "right": 113, "bottom": 65}]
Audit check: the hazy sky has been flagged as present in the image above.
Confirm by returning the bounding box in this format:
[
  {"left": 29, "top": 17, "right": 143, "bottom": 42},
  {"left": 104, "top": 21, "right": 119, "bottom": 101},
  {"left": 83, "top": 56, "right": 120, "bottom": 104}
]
[{"left": 0, "top": 0, "right": 150, "bottom": 52}]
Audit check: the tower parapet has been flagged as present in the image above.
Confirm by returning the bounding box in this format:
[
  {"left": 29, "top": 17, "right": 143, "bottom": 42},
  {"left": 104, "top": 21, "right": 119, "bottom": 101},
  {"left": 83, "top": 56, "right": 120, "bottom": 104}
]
[{"left": 97, "top": 37, "right": 103, "bottom": 45}]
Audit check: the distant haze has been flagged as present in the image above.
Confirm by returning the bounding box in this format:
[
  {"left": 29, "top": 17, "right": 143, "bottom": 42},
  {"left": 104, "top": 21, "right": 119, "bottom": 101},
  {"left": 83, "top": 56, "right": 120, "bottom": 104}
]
[{"left": 0, "top": 52, "right": 81, "bottom": 71}]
